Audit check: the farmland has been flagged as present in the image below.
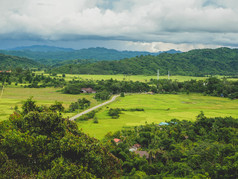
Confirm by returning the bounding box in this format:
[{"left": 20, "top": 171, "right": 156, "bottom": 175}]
[
  {"left": 1, "top": 75, "right": 238, "bottom": 139},
  {"left": 77, "top": 93, "right": 238, "bottom": 139},
  {"left": 35, "top": 71, "right": 237, "bottom": 82},
  {"left": 0, "top": 87, "right": 99, "bottom": 121}
]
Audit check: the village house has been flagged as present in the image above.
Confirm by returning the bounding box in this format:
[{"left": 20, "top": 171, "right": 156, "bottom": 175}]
[
  {"left": 81, "top": 88, "right": 96, "bottom": 93},
  {"left": 129, "top": 143, "right": 141, "bottom": 152},
  {"left": 113, "top": 138, "right": 122, "bottom": 145}
]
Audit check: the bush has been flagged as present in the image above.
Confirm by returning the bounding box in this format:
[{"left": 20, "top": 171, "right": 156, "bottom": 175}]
[
  {"left": 95, "top": 90, "right": 111, "bottom": 101},
  {"left": 108, "top": 108, "right": 121, "bottom": 119},
  {"left": 93, "top": 117, "right": 99, "bottom": 123},
  {"left": 76, "top": 111, "right": 96, "bottom": 121}
]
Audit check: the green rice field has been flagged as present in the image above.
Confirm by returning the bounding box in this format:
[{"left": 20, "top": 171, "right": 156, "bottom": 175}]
[
  {"left": 0, "top": 87, "right": 99, "bottom": 121},
  {"left": 35, "top": 71, "right": 236, "bottom": 82},
  {"left": 77, "top": 93, "right": 238, "bottom": 139},
  {"left": 1, "top": 84, "right": 238, "bottom": 140}
]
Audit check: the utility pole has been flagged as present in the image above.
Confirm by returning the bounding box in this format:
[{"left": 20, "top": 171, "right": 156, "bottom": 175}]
[
  {"left": 168, "top": 71, "right": 170, "bottom": 79},
  {"left": 157, "top": 69, "right": 159, "bottom": 80}
]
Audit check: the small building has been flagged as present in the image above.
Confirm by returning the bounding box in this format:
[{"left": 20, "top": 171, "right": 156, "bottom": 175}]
[
  {"left": 129, "top": 147, "right": 137, "bottom": 152},
  {"left": 81, "top": 88, "right": 96, "bottom": 93},
  {"left": 135, "top": 151, "right": 149, "bottom": 159},
  {"left": 113, "top": 138, "right": 122, "bottom": 145},
  {"left": 159, "top": 122, "right": 169, "bottom": 126},
  {"left": 133, "top": 144, "right": 141, "bottom": 148},
  {"left": 129, "top": 143, "right": 141, "bottom": 152},
  {"left": 147, "top": 92, "right": 154, "bottom": 95}
]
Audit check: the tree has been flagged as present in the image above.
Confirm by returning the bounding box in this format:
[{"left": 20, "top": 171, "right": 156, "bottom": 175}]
[
  {"left": 21, "top": 97, "right": 37, "bottom": 115},
  {"left": 49, "top": 101, "right": 65, "bottom": 112},
  {"left": 0, "top": 100, "right": 122, "bottom": 178},
  {"left": 95, "top": 90, "right": 111, "bottom": 101}
]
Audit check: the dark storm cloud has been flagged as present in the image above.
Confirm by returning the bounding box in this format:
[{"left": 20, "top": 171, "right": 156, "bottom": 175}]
[{"left": 0, "top": 0, "right": 238, "bottom": 51}]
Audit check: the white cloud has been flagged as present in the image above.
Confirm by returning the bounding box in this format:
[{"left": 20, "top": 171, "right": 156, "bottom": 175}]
[{"left": 0, "top": 0, "right": 238, "bottom": 50}]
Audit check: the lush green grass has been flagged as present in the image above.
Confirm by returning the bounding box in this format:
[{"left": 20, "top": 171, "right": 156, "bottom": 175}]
[
  {"left": 0, "top": 87, "right": 99, "bottom": 121},
  {"left": 35, "top": 71, "right": 236, "bottom": 82},
  {"left": 77, "top": 93, "right": 238, "bottom": 139}
]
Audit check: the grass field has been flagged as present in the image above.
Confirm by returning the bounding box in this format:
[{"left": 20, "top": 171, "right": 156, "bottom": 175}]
[
  {"left": 35, "top": 71, "right": 236, "bottom": 82},
  {"left": 77, "top": 93, "right": 238, "bottom": 139},
  {"left": 0, "top": 87, "right": 99, "bottom": 121}
]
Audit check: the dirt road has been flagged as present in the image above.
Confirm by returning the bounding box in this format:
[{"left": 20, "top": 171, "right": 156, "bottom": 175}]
[{"left": 69, "top": 95, "right": 119, "bottom": 121}]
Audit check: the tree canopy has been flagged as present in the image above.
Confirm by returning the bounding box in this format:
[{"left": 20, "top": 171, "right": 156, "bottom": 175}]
[{"left": 0, "top": 98, "right": 121, "bottom": 178}]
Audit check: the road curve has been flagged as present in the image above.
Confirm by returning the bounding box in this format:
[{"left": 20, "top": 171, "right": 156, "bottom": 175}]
[{"left": 69, "top": 95, "right": 120, "bottom": 121}]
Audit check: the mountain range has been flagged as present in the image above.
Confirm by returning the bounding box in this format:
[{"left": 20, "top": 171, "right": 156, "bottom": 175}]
[
  {"left": 0, "top": 45, "right": 181, "bottom": 64},
  {"left": 49, "top": 47, "right": 238, "bottom": 76}
]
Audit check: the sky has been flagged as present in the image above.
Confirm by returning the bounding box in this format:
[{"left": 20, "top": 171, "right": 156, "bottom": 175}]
[{"left": 0, "top": 0, "right": 238, "bottom": 52}]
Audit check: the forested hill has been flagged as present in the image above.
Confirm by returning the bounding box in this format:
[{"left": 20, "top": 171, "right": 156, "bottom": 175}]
[
  {"left": 0, "top": 46, "right": 181, "bottom": 64},
  {"left": 0, "top": 53, "right": 40, "bottom": 70},
  {"left": 49, "top": 47, "right": 238, "bottom": 76}
]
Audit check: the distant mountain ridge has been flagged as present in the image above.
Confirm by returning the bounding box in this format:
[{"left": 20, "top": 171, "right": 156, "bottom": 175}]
[
  {"left": 9, "top": 45, "right": 75, "bottom": 52},
  {"left": 0, "top": 45, "right": 182, "bottom": 64}
]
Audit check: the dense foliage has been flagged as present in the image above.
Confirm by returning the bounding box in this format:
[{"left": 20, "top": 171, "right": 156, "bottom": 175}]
[
  {"left": 0, "top": 53, "right": 40, "bottom": 70},
  {"left": 50, "top": 47, "right": 238, "bottom": 76},
  {"left": 0, "top": 68, "right": 66, "bottom": 88},
  {"left": 105, "top": 113, "right": 238, "bottom": 178},
  {"left": 63, "top": 78, "right": 150, "bottom": 94},
  {"left": 68, "top": 98, "right": 91, "bottom": 112},
  {"left": 0, "top": 98, "right": 121, "bottom": 178},
  {"left": 62, "top": 77, "right": 238, "bottom": 99},
  {"left": 149, "top": 77, "right": 238, "bottom": 99}
]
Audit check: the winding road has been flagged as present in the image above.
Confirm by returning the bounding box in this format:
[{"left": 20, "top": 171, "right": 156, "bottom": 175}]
[{"left": 69, "top": 95, "right": 119, "bottom": 121}]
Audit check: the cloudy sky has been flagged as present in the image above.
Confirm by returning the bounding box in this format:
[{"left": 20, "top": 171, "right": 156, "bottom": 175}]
[{"left": 0, "top": 0, "right": 238, "bottom": 52}]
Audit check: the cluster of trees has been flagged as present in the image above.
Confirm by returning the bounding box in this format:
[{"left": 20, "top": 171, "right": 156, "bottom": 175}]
[
  {"left": 108, "top": 108, "right": 122, "bottom": 119},
  {"left": 67, "top": 98, "right": 91, "bottom": 112},
  {"left": 63, "top": 77, "right": 238, "bottom": 99},
  {"left": 105, "top": 113, "right": 238, "bottom": 178},
  {"left": 0, "top": 68, "right": 66, "bottom": 88},
  {"left": 2, "top": 68, "right": 238, "bottom": 100},
  {"left": 50, "top": 47, "right": 238, "bottom": 76},
  {"left": 63, "top": 78, "right": 150, "bottom": 95},
  {"left": 76, "top": 111, "right": 96, "bottom": 121},
  {"left": 150, "top": 77, "right": 238, "bottom": 99},
  {"left": 0, "top": 98, "right": 121, "bottom": 178},
  {"left": 108, "top": 108, "right": 145, "bottom": 119}
]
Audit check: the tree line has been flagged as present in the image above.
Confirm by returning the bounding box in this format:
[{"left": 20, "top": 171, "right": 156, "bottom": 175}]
[{"left": 63, "top": 77, "right": 238, "bottom": 99}]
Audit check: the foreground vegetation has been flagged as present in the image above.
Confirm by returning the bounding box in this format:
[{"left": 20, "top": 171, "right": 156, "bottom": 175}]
[
  {"left": 0, "top": 99, "right": 121, "bottom": 178},
  {"left": 0, "top": 98, "right": 237, "bottom": 178},
  {"left": 105, "top": 114, "right": 238, "bottom": 178}
]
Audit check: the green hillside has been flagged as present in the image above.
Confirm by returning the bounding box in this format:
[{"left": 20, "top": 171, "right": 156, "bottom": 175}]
[
  {"left": 49, "top": 47, "right": 238, "bottom": 76},
  {"left": 0, "top": 53, "right": 40, "bottom": 70}
]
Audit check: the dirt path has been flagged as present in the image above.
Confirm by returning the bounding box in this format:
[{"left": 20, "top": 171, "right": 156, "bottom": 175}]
[{"left": 69, "top": 95, "right": 119, "bottom": 121}]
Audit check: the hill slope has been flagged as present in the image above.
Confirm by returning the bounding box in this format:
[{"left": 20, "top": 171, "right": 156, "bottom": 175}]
[
  {"left": 49, "top": 47, "right": 238, "bottom": 76},
  {"left": 0, "top": 53, "right": 40, "bottom": 69},
  {"left": 0, "top": 46, "right": 181, "bottom": 64}
]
